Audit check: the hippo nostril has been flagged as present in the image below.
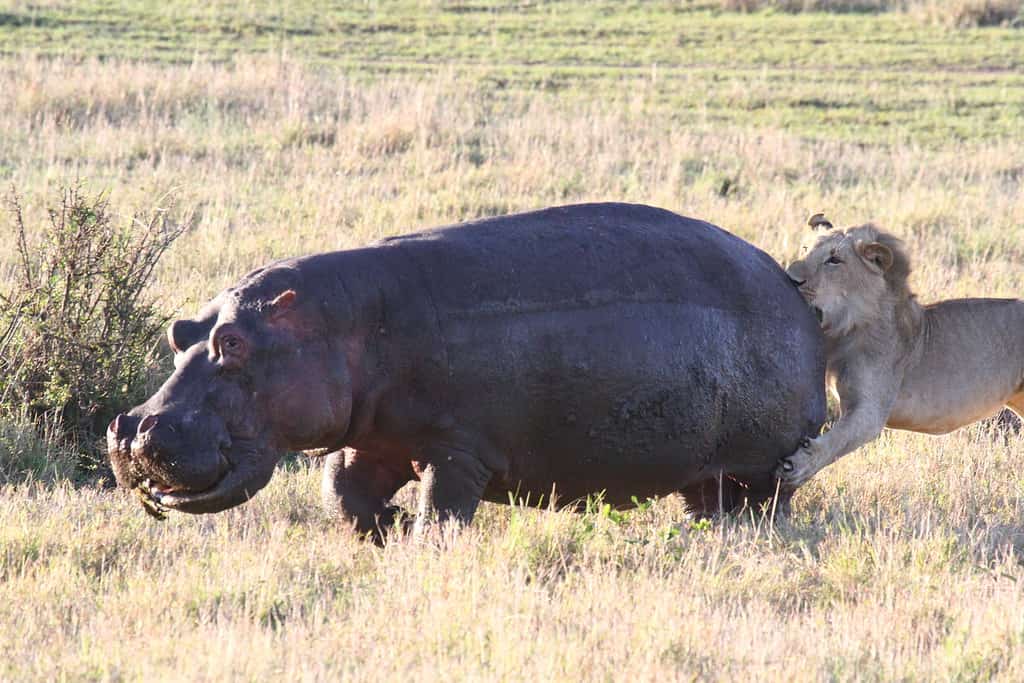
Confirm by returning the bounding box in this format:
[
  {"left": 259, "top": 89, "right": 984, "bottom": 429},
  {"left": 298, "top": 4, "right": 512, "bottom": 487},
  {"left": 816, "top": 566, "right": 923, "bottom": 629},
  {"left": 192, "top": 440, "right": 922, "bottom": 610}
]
[
  {"left": 110, "top": 413, "right": 142, "bottom": 440},
  {"left": 108, "top": 414, "right": 124, "bottom": 436},
  {"left": 138, "top": 414, "right": 159, "bottom": 435}
]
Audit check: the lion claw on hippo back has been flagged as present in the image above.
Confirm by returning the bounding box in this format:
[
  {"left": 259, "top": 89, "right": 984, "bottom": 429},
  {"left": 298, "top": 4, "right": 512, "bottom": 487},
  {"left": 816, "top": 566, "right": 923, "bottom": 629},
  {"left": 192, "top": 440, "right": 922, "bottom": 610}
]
[{"left": 108, "top": 203, "right": 825, "bottom": 538}]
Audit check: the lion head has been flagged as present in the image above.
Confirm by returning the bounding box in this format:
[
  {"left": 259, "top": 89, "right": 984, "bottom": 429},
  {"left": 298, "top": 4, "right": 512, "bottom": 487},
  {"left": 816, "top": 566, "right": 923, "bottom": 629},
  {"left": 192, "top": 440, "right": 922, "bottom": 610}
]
[{"left": 786, "top": 218, "right": 918, "bottom": 341}]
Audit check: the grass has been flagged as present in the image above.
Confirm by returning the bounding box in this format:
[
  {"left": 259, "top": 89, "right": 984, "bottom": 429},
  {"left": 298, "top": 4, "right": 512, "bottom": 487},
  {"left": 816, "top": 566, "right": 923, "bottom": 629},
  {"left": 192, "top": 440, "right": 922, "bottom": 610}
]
[
  {"left": 1, "top": 1, "right": 1024, "bottom": 680},
  {"left": 5, "top": 427, "right": 1024, "bottom": 679},
  {"left": 1, "top": 1, "right": 1023, "bottom": 145}
]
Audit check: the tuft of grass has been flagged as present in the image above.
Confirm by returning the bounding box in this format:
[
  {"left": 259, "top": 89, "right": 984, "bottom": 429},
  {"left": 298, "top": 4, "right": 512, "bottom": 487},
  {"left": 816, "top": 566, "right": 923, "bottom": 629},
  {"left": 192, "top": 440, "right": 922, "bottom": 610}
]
[
  {"left": 909, "top": 0, "right": 1022, "bottom": 27},
  {"left": 0, "top": 409, "right": 75, "bottom": 485}
]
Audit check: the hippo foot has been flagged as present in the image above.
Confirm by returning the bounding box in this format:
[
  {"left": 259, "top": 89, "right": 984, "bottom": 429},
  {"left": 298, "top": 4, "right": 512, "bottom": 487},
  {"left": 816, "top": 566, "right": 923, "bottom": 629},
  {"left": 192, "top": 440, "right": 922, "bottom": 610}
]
[
  {"left": 368, "top": 504, "right": 414, "bottom": 545},
  {"left": 330, "top": 503, "right": 413, "bottom": 546}
]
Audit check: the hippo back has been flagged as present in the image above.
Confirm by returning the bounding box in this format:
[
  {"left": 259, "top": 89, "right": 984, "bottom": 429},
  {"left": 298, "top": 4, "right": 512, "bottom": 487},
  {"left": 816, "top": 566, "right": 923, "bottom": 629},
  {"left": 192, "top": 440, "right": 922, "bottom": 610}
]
[{"left": 380, "top": 203, "right": 791, "bottom": 320}]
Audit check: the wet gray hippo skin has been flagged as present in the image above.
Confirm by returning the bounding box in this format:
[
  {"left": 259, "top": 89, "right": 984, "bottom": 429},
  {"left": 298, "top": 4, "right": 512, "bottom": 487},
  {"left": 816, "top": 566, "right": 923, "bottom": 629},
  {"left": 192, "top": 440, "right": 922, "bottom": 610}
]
[{"left": 108, "top": 203, "right": 826, "bottom": 538}]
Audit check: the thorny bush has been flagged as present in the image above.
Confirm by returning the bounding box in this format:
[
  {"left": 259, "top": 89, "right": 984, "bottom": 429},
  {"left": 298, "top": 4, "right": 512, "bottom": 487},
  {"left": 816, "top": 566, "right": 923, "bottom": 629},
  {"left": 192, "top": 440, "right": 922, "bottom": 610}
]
[{"left": 0, "top": 185, "right": 188, "bottom": 474}]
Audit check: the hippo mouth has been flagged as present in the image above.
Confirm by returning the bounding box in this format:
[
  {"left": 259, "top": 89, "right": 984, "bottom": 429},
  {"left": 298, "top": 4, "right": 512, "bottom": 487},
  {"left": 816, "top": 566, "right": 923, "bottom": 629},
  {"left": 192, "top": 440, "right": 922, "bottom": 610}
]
[
  {"left": 136, "top": 448, "right": 277, "bottom": 517},
  {"left": 129, "top": 455, "right": 232, "bottom": 520},
  {"left": 135, "top": 480, "right": 172, "bottom": 520},
  {"left": 110, "top": 411, "right": 279, "bottom": 518}
]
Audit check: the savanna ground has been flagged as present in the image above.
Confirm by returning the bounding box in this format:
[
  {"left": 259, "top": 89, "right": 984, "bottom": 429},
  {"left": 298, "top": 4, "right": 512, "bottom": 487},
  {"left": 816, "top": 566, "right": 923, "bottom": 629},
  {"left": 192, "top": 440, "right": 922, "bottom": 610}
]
[{"left": 2, "top": 1, "right": 1024, "bottom": 679}]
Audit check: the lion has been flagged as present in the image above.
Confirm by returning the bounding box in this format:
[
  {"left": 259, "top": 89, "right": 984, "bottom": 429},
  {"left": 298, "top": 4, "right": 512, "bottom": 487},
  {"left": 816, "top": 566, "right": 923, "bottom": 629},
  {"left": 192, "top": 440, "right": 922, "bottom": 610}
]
[{"left": 775, "top": 214, "right": 1024, "bottom": 488}]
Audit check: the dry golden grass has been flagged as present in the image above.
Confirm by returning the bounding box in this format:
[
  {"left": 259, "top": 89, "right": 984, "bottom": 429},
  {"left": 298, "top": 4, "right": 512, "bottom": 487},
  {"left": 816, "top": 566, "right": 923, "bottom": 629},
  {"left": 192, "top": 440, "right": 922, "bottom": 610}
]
[
  {"left": 1, "top": 10, "right": 1023, "bottom": 679},
  {"left": 3, "top": 56, "right": 1021, "bottom": 306},
  {"left": 4, "top": 424, "right": 1024, "bottom": 680}
]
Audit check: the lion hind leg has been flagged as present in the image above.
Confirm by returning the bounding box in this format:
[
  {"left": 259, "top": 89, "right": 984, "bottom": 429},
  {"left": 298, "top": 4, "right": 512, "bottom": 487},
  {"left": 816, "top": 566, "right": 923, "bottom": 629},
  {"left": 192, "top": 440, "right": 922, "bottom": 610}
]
[
  {"left": 1007, "top": 394, "right": 1024, "bottom": 418},
  {"left": 998, "top": 395, "right": 1024, "bottom": 434}
]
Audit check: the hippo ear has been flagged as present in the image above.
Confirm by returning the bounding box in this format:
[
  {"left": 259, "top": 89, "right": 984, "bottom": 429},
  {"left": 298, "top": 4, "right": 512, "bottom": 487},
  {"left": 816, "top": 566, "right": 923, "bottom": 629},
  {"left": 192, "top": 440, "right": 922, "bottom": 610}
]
[
  {"left": 168, "top": 319, "right": 211, "bottom": 353},
  {"left": 265, "top": 290, "right": 298, "bottom": 326}
]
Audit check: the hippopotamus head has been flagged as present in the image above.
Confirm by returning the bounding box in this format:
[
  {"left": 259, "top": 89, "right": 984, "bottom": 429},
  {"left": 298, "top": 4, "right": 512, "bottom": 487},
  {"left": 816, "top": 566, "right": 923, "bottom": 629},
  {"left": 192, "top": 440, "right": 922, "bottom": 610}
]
[{"left": 108, "top": 266, "right": 353, "bottom": 516}]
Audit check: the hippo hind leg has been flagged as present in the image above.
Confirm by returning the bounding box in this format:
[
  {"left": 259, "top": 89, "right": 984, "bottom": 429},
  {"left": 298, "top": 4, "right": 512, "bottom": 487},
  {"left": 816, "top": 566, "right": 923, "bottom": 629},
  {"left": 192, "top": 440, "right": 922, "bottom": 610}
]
[
  {"left": 679, "top": 474, "right": 746, "bottom": 519},
  {"left": 414, "top": 442, "right": 494, "bottom": 537},
  {"left": 679, "top": 473, "right": 791, "bottom": 519},
  {"left": 743, "top": 475, "right": 793, "bottom": 518},
  {"left": 321, "top": 449, "right": 414, "bottom": 544}
]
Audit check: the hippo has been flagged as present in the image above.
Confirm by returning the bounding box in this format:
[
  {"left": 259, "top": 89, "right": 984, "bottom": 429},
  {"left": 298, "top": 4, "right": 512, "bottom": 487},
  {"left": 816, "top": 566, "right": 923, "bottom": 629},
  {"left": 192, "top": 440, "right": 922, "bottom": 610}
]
[{"left": 108, "top": 203, "right": 825, "bottom": 538}]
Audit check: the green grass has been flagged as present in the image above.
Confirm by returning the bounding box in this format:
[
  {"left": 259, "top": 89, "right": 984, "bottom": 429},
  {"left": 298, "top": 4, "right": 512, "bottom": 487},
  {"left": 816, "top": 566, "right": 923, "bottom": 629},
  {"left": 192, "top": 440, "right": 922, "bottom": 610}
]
[
  {"left": 2, "top": 1, "right": 1024, "bottom": 680},
  {"left": 1, "top": 1, "right": 1022, "bottom": 144}
]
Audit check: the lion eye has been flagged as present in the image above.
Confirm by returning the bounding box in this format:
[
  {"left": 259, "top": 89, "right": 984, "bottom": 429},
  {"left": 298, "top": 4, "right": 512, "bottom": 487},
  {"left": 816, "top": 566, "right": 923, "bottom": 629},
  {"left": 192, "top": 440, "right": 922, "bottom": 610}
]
[{"left": 825, "top": 255, "right": 843, "bottom": 265}]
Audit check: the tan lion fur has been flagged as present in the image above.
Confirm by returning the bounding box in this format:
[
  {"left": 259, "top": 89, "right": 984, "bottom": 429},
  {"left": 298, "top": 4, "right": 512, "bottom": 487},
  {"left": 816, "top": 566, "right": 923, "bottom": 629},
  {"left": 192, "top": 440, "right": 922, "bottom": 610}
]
[{"left": 776, "top": 221, "right": 1024, "bottom": 489}]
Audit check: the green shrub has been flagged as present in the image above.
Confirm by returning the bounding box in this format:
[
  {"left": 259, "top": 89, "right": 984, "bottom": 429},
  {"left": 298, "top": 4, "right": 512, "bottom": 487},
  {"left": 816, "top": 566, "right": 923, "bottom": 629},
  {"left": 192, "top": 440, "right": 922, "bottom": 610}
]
[{"left": 0, "top": 185, "right": 187, "bottom": 475}]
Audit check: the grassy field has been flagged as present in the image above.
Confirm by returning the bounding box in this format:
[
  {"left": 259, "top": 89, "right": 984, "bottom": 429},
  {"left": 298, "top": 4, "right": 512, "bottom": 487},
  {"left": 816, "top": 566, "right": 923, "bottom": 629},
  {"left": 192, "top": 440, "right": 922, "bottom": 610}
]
[{"left": 2, "top": 0, "right": 1024, "bottom": 679}]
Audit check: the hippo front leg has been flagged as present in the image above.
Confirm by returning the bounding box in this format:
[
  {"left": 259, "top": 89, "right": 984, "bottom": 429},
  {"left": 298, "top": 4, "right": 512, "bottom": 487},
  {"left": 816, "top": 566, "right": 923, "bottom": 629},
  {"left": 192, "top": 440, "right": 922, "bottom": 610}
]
[
  {"left": 413, "top": 443, "right": 494, "bottom": 537},
  {"left": 321, "top": 450, "right": 414, "bottom": 543}
]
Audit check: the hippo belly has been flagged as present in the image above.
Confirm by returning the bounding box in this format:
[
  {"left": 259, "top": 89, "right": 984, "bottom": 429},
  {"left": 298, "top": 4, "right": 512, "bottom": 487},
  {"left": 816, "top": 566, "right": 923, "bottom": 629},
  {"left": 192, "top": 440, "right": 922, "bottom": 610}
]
[{"left": 443, "top": 299, "right": 815, "bottom": 509}]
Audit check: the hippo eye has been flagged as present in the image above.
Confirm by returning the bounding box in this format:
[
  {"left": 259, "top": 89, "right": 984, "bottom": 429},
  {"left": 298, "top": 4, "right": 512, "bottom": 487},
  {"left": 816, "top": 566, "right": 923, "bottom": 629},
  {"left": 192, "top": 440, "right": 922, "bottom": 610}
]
[
  {"left": 825, "top": 255, "right": 843, "bottom": 265},
  {"left": 221, "top": 335, "right": 242, "bottom": 353},
  {"left": 212, "top": 327, "right": 249, "bottom": 369},
  {"left": 216, "top": 333, "right": 247, "bottom": 361}
]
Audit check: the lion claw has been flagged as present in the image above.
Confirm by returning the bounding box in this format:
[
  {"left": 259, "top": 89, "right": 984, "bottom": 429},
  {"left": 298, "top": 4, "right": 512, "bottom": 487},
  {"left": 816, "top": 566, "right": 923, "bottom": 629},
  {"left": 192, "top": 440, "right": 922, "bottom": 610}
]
[{"left": 775, "top": 436, "right": 825, "bottom": 488}]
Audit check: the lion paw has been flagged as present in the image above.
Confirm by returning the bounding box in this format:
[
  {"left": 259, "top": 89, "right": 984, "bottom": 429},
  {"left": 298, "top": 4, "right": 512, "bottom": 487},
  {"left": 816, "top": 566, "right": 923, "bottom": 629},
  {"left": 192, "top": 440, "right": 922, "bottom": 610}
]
[{"left": 775, "top": 437, "right": 826, "bottom": 488}]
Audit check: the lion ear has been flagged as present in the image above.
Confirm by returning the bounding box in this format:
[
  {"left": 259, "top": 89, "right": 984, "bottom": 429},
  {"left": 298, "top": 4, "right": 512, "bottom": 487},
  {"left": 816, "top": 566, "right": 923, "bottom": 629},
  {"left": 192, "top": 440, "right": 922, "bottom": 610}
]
[
  {"left": 856, "top": 241, "right": 894, "bottom": 273},
  {"left": 808, "top": 213, "right": 833, "bottom": 230}
]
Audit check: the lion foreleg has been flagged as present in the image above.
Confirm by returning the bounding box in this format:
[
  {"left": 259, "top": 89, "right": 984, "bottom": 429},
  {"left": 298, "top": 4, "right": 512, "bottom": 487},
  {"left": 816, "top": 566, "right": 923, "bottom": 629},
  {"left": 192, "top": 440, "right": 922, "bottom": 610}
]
[{"left": 776, "top": 369, "right": 897, "bottom": 488}]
